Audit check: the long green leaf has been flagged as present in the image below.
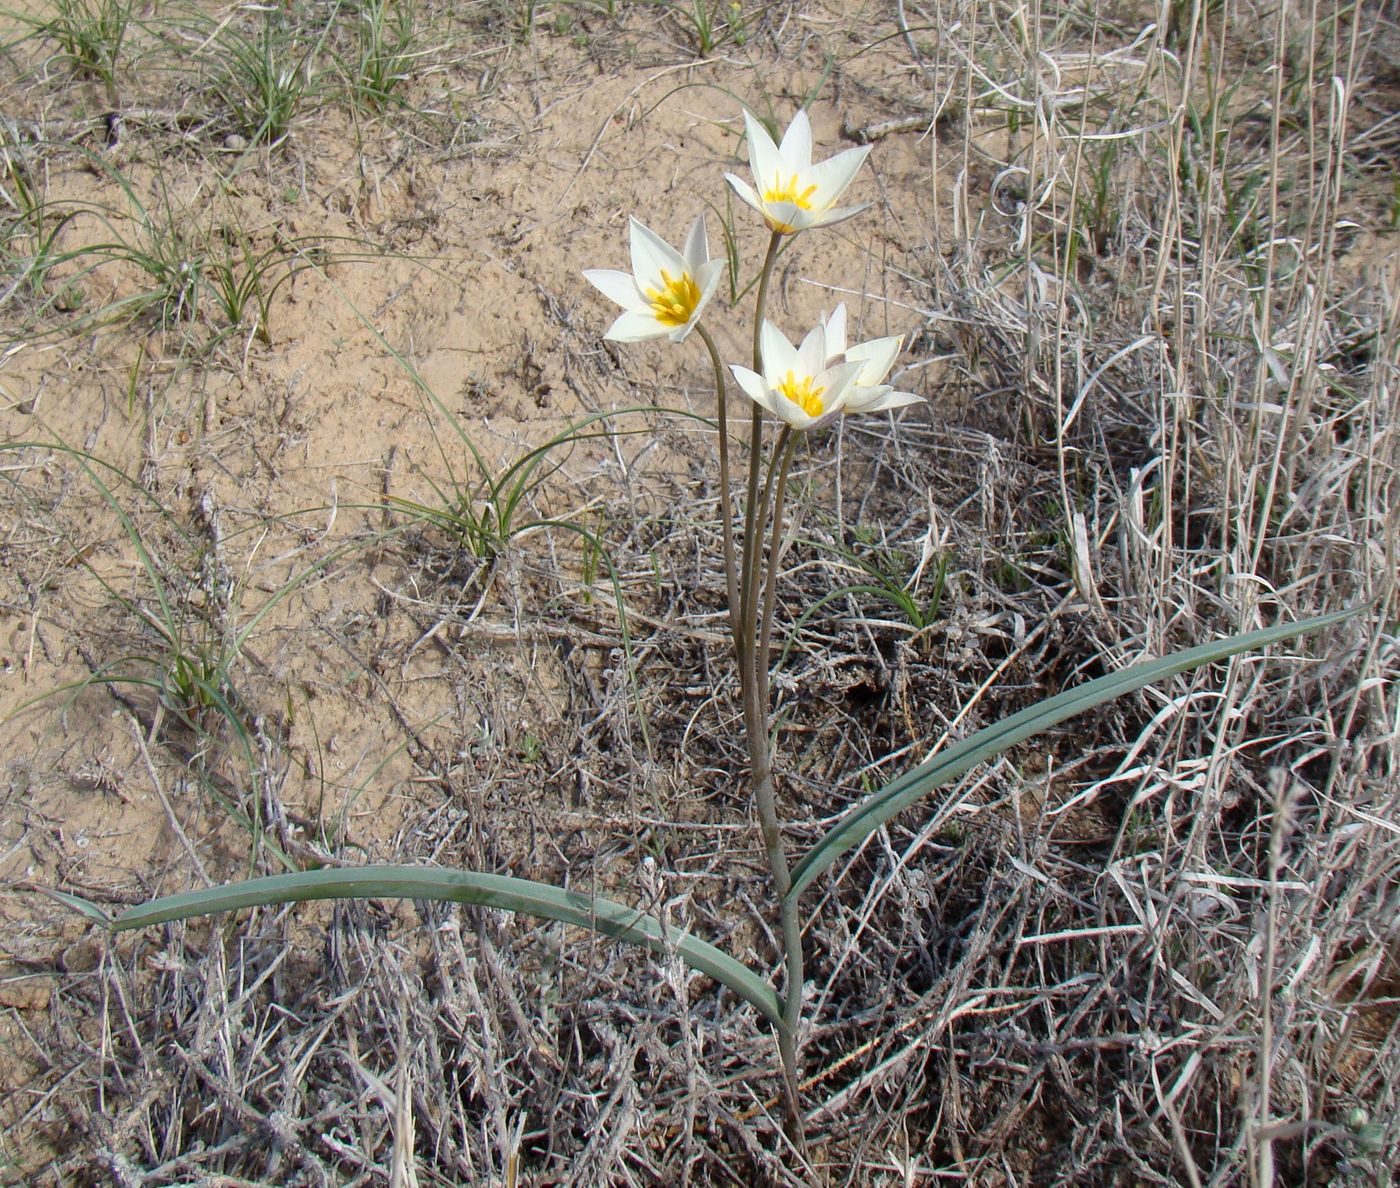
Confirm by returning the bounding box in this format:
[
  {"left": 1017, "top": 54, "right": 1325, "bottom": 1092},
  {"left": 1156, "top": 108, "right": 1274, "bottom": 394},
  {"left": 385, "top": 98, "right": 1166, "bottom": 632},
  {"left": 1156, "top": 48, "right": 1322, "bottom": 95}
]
[
  {"left": 788, "top": 605, "right": 1364, "bottom": 901},
  {"left": 51, "top": 866, "right": 783, "bottom": 1028}
]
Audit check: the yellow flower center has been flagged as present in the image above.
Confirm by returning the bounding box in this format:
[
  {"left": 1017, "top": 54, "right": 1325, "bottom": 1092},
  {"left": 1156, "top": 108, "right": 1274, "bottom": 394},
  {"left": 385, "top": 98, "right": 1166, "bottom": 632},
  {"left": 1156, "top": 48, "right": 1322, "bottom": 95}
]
[
  {"left": 763, "top": 172, "right": 819, "bottom": 210},
  {"left": 778, "top": 370, "right": 826, "bottom": 418},
  {"left": 645, "top": 269, "right": 700, "bottom": 328}
]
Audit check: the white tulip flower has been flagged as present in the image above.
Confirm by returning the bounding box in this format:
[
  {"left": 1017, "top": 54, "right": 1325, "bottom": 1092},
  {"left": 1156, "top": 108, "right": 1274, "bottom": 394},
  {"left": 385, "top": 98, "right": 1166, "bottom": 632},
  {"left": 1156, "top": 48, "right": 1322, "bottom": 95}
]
[
  {"left": 583, "top": 214, "right": 724, "bottom": 343},
  {"left": 821, "top": 304, "right": 924, "bottom": 414},
  {"left": 730, "top": 319, "right": 864, "bottom": 431},
  {"left": 725, "top": 109, "right": 872, "bottom": 236}
]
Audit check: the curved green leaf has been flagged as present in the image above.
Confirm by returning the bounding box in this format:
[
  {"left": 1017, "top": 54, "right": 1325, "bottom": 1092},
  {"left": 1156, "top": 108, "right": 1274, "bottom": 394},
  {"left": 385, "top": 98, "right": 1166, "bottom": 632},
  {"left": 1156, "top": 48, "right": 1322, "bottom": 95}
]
[
  {"left": 52, "top": 865, "right": 783, "bottom": 1028},
  {"left": 788, "top": 605, "right": 1366, "bottom": 901}
]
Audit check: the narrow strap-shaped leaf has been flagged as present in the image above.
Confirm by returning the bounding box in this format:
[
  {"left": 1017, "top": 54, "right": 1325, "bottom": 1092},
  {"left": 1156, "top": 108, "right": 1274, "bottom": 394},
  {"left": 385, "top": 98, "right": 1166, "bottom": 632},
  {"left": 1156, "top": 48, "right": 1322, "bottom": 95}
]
[
  {"left": 54, "top": 866, "right": 783, "bottom": 1028},
  {"left": 788, "top": 605, "right": 1364, "bottom": 901}
]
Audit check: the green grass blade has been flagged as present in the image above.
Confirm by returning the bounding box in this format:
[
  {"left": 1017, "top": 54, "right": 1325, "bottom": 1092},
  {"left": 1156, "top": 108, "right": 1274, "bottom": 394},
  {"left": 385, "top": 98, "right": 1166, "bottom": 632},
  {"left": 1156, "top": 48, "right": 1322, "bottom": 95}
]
[
  {"left": 788, "top": 605, "right": 1365, "bottom": 901},
  {"left": 56, "top": 865, "right": 783, "bottom": 1028}
]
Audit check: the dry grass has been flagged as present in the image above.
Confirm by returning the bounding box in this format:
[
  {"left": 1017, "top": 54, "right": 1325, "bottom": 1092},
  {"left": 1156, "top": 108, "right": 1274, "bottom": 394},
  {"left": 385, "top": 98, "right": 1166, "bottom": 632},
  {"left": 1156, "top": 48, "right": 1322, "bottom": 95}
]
[{"left": 1, "top": 0, "right": 1397, "bottom": 1183}]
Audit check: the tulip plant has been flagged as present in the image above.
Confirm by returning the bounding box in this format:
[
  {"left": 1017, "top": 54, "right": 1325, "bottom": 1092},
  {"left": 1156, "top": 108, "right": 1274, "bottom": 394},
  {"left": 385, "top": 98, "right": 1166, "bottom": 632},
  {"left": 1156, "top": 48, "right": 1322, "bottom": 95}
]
[
  {"left": 586, "top": 107, "right": 925, "bottom": 1128},
  {"left": 46, "top": 106, "right": 1359, "bottom": 1164}
]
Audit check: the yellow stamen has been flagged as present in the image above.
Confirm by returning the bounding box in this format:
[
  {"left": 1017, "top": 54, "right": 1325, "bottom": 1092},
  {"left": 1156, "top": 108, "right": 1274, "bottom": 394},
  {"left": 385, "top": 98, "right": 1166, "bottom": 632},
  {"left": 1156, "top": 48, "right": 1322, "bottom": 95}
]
[
  {"left": 644, "top": 268, "right": 700, "bottom": 328},
  {"left": 778, "top": 370, "right": 825, "bottom": 418},
  {"left": 762, "top": 172, "right": 819, "bottom": 210}
]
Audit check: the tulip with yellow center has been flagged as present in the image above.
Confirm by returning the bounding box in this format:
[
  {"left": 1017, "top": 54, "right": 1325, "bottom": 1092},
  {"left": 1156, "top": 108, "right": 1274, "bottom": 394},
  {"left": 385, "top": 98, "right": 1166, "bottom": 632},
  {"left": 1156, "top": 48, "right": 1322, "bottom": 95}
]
[
  {"left": 724, "top": 109, "right": 872, "bottom": 236},
  {"left": 583, "top": 214, "right": 724, "bottom": 343},
  {"left": 820, "top": 304, "right": 925, "bottom": 414},
  {"left": 730, "top": 319, "right": 864, "bottom": 431}
]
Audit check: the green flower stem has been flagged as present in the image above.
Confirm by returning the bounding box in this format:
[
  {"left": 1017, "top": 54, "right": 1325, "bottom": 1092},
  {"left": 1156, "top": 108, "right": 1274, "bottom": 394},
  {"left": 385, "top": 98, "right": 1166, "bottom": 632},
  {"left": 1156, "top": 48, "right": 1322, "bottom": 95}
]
[
  {"left": 695, "top": 323, "right": 740, "bottom": 642},
  {"left": 738, "top": 232, "right": 785, "bottom": 659},
  {"left": 726, "top": 227, "right": 806, "bottom": 1130},
  {"left": 735, "top": 228, "right": 808, "bottom": 1133},
  {"left": 737, "top": 589, "right": 804, "bottom": 1126},
  {"left": 747, "top": 425, "right": 792, "bottom": 705},
  {"left": 752, "top": 231, "right": 782, "bottom": 371},
  {"left": 749, "top": 425, "right": 805, "bottom": 1128},
  {"left": 757, "top": 430, "right": 799, "bottom": 715}
]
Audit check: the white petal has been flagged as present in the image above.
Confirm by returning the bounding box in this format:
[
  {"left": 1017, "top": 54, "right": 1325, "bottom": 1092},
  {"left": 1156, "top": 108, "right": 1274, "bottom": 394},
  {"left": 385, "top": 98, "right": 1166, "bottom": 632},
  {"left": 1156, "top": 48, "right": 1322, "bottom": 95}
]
[
  {"left": 583, "top": 268, "right": 646, "bottom": 312},
  {"left": 806, "top": 407, "right": 845, "bottom": 432},
  {"left": 759, "top": 320, "right": 798, "bottom": 384},
  {"left": 605, "top": 309, "right": 667, "bottom": 342},
  {"left": 778, "top": 108, "right": 813, "bottom": 170},
  {"left": 682, "top": 213, "right": 709, "bottom": 270},
  {"left": 817, "top": 360, "right": 865, "bottom": 408},
  {"left": 795, "top": 322, "right": 828, "bottom": 378},
  {"left": 742, "top": 110, "right": 782, "bottom": 195},
  {"left": 807, "top": 144, "right": 870, "bottom": 210},
  {"left": 845, "top": 385, "right": 923, "bottom": 413},
  {"left": 629, "top": 217, "right": 687, "bottom": 291},
  {"left": 800, "top": 201, "right": 871, "bottom": 231},
  {"left": 821, "top": 303, "right": 848, "bottom": 360},
  {"left": 668, "top": 264, "right": 723, "bottom": 344},
  {"left": 725, "top": 173, "right": 769, "bottom": 220},
  {"left": 841, "top": 386, "right": 881, "bottom": 413},
  {"left": 730, "top": 365, "right": 776, "bottom": 415},
  {"left": 767, "top": 387, "right": 819, "bottom": 429},
  {"left": 670, "top": 267, "right": 719, "bottom": 342},
  {"left": 759, "top": 199, "right": 804, "bottom": 235},
  {"left": 695, "top": 258, "right": 725, "bottom": 310},
  {"left": 845, "top": 335, "right": 901, "bottom": 386}
]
